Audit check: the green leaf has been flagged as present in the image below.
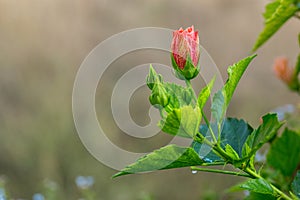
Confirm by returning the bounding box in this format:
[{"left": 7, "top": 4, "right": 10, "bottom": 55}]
[
  {"left": 231, "top": 178, "right": 275, "bottom": 195},
  {"left": 211, "top": 55, "right": 256, "bottom": 122},
  {"left": 198, "top": 76, "right": 215, "bottom": 109},
  {"left": 244, "top": 192, "right": 277, "bottom": 200},
  {"left": 113, "top": 145, "right": 204, "bottom": 178},
  {"left": 267, "top": 128, "right": 300, "bottom": 177},
  {"left": 241, "top": 143, "right": 255, "bottom": 170},
  {"left": 163, "top": 83, "right": 196, "bottom": 110},
  {"left": 243, "top": 113, "right": 283, "bottom": 159},
  {"left": 211, "top": 90, "right": 225, "bottom": 123},
  {"left": 225, "top": 144, "right": 240, "bottom": 160},
  {"left": 193, "top": 118, "right": 253, "bottom": 162},
  {"left": 253, "top": 0, "right": 300, "bottom": 51},
  {"left": 223, "top": 55, "right": 257, "bottom": 108},
  {"left": 260, "top": 166, "right": 291, "bottom": 191},
  {"left": 263, "top": 0, "right": 281, "bottom": 20},
  {"left": 292, "top": 170, "right": 300, "bottom": 198},
  {"left": 221, "top": 118, "right": 254, "bottom": 157},
  {"left": 159, "top": 106, "right": 201, "bottom": 138}
]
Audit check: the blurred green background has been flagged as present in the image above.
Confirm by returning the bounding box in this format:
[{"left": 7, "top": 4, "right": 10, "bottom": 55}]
[{"left": 0, "top": 0, "right": 299, "bottom": 199}]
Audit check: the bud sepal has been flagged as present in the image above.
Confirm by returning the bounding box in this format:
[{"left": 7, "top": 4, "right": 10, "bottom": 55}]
[{"left": 171, "top": 53, "right": 200, "bottom": 80}]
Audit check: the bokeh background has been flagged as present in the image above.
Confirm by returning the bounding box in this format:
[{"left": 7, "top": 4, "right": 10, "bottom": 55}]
[{"left": 0, "top": 0, "right": 299, "bottom": 199}]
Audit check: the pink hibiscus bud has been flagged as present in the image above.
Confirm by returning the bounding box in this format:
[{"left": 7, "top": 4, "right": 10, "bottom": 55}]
[{"left": 171, "top": 26, "right": 200, "bottom": 80}]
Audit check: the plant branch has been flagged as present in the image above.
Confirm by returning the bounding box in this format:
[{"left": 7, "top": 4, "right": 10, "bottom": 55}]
[
  {"left": 196, "top": 131, "right": 293, "bottom": 200},
  {"left": 191, "top": 166, "right": 251, "bottom": 178},
  {"left": 195, "top": 132, "right": 232, "bottom": 163},
  {"left": 194, "top": 133, "right": 223, "bottom": 160},
  {"left": 200, "top": 161, "right": 226, "bottom": 166},
  {"left": 244, "top": 168, "right": 293, "bottom": 200}
]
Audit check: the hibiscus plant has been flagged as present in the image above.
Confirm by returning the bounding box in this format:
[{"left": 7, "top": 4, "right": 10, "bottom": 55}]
[{"left": 114, "top": 1, "right": 300, "bottom": 200}]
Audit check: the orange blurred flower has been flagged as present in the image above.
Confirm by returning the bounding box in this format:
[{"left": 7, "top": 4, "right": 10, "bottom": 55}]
[{"left": 273, "top": 57, "right": 294, "bottom": 85}]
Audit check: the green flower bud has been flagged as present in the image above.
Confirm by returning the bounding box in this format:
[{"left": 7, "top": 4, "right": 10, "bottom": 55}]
[
  {"left": 149, "top": 83, "right": 169, "bottom": 108},
  {"left": 146, "top": 65, "right": 163, "bottom": 90}
]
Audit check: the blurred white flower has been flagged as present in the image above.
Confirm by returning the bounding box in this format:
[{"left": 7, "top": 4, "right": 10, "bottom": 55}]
[
  {"left": 271, "top": 104, "right": 295, "bottom": 121},
  {"left": 255, "top": 151, "right": 267, "bottom": 163},
  {"left": 244, "top": 190, "right": 250, "bottom": 197},
  {"left": 43, "top": 179, "right": 58, "bottom": 191},
  {"left": 32, "top": 193, "right": 45, "bottom": 200},
  {"left": 75, "top": 176, "right": 94, "bottom": 189},
  {"left": 0, "top": 188, "right": 6, "bottom": 200}
]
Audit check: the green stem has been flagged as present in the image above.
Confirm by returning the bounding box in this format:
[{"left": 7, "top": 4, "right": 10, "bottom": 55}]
[
  {"left": 244, "top": 168, "right": 293, "bottom": 200},
  {"left": 185, "top": 79, "right": 192, "bottom": 88},
  {"left": 214, "top": 144, "right": 232, "bottom": 161},
  {"left": 194, "top": 133, "right": 221, "bottom": 159},
  {"left": 200, "top": 161, "right": 226, "bottom": 166},
  {"left": 191, "top": 166, "right": 251, "bottom": 178},
  {"left": 217, "top": 123, "right": 222, "bottom": 143},
  {"left": 185, "top": 79, "right": 198, "bottom": 102},
  {"left": 195, "top": 132, "right": 231, "bottom": 162},
  {"left": 201, "top": 111, "right": 218, "bottom": 144}
]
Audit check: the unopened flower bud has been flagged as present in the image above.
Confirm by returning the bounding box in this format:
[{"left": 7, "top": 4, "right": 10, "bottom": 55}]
[
  {"left": 171, "top": 26, "right": 200, "bottom": 80},
  {"left": 146, "top": 65, "right": 163, "bottom": 90},
  {"left": 149, "top": 83, "right": 169, "bottom": 107}
]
